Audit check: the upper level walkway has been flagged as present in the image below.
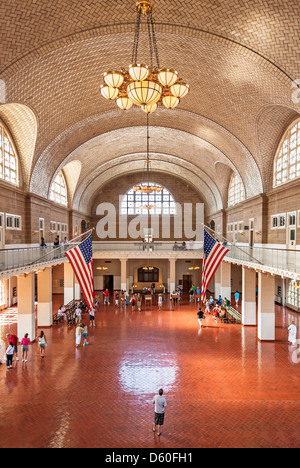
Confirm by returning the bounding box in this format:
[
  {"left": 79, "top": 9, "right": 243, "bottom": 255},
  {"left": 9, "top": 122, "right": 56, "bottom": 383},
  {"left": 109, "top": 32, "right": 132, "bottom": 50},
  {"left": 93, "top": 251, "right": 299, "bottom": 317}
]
[{"left": 0, "top": 240, "right": 300, "bottom": 281}]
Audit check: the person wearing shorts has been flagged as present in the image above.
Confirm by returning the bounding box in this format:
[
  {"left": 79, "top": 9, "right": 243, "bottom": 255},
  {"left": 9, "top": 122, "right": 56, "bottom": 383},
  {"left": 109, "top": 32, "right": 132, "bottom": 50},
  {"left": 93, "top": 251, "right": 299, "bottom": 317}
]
[
  {"left": 152, "top": 389, "right": 167, "bottom": 436},
  {"left": 89, "top": 308, "right": 95, "bottom": 327},
  {"left": 21, "top": 334, "right": 30, "bottom": 362},
  {"left": 38, "top": 331, "right": 47, "bottom": 358}
]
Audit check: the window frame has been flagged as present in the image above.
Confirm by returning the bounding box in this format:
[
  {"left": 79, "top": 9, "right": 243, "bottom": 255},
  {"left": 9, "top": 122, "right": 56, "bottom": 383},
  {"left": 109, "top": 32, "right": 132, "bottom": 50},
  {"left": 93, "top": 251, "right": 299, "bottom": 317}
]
[
  {"left": 0, "top": 119, "right": 19, "bottom": 187},
  {"left": 49, "top": 171, "right": 68, "bottom": 207},
  {"left": 273, "top": 118, "right": 300, "bottom": 189},
  {"left": 121, "top": 183, "right": 176, "bottom": 216}
]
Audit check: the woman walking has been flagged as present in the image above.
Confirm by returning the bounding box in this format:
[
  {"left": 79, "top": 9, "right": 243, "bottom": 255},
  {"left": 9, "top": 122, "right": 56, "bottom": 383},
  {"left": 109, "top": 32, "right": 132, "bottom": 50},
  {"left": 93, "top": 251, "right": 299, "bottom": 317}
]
[
  {"left": 38, "top": 331, "right": 47, "bottom": 358},
  {"left": 21, "top": 333, "right": 30, "bottom": 362}
]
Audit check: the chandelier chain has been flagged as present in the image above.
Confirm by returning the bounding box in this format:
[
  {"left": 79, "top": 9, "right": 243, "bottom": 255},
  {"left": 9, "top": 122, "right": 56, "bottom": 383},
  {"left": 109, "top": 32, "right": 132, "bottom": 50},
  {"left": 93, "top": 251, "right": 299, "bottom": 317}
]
[
  {"left": 132, "top": 8, "right": 142, "bottom": 63},
  {"left": 147, "top": 16, "right": 154, "bottom": 69},
  {"left": 150, "top": 13, "right": 160, "bottom": 69}
]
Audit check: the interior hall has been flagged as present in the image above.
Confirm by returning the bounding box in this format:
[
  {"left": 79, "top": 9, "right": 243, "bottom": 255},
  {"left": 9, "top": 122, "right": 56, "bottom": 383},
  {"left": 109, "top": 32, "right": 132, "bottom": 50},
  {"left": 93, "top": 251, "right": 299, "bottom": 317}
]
[{"left": 0, "top": 0, "right": 300, "bottom": 449}]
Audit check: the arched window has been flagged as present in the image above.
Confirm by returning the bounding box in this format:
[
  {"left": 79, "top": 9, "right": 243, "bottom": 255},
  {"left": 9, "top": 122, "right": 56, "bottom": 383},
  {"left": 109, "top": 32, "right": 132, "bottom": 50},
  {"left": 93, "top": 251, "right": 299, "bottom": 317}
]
[
  {"left": 288, "top": 280, "right": 300, "bottom": 310},
  {"left": 50, "top": 171, "right": 68, "bottom": 207},
  {"left": 0, "top": 122, "right": 19, "bottom": 185},
  {"left": 0, "top": 280, "right": 6, "bottom": 307},
  {"left": 273, "top": 119, "right": 300, "bottom": 188},
  {"left": 121, "top": 183, "right": 176, "bottom": 215},
  {"left": 228, "top": 173, "right": 245, "bottom": 207}
]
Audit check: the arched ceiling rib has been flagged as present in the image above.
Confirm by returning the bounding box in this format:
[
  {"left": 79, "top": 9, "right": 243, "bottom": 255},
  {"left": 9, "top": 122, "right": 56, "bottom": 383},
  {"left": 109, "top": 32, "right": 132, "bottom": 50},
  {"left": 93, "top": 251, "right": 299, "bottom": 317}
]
[
  {"left": 1, "top": 0, "right": 299, "bottom": 216},
  {"left": 30, "top": 112, "right": 263, "bottom": 203},
  {"left": 78, "top": 161, "right": 219, "bottom": 217},
  {"left": 1, "top": 0, "right": 299, "bottom": 79}
]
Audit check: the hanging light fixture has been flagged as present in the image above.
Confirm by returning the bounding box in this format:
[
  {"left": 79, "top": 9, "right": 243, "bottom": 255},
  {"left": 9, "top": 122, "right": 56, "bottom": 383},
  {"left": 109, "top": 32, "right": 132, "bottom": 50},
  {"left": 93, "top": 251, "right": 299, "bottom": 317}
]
[
  {"left": 133, "top": 113, "right": 162, "bottom": 198},
  {"left": 100, "top": 1, "right": 189, "bottom": 112}
]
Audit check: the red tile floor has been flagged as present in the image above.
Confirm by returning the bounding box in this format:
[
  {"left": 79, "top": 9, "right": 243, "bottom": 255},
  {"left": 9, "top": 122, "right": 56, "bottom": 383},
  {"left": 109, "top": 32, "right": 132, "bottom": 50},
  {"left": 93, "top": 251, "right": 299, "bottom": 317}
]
[{"left": 0, "top": 294, "right": 299, "bottom": 448}]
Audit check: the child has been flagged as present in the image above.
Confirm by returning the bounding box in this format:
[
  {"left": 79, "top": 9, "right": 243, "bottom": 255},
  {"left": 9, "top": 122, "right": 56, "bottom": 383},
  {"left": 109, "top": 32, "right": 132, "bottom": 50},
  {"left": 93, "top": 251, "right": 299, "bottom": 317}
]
[
  {"left": 137, "top": 294, "right": 142, "bottom": 312},
  {"left": 158, "top": 294, "right": 163, "bottom": 310},
  {"left": 82, "top": 325, "right": 89, "bottom": 346},
  {"left": 130, "top": 295, "right": 136, "bottom": 309},
  {"left": 38, "top": 331, "right": 47, "bottom": 358},
  {"left": 115, "top": 292, "right": 119, "bottom": 307},
  {"left": 89, "top": 308, "right": 95, "bottom": 327},
  {"left": 5, "top": 342, "right": 14, "bottom": 369},
  {"left": 21, "top": 334, "right": 30, "bottom": 362}
]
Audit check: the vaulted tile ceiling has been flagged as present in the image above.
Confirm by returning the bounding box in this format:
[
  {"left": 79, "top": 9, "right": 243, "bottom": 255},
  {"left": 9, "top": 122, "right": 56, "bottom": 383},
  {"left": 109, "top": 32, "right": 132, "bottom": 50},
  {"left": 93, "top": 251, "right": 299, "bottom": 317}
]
[{"left": 0, "top": 0, "right": 299, "bottom": 214}]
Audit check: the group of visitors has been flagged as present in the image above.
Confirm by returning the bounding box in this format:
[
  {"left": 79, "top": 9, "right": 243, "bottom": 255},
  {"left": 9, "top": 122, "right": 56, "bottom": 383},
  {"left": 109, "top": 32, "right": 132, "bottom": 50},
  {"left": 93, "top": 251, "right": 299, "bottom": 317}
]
[{"left": 4, "top": 331, "right": 47, "bottom": 368}]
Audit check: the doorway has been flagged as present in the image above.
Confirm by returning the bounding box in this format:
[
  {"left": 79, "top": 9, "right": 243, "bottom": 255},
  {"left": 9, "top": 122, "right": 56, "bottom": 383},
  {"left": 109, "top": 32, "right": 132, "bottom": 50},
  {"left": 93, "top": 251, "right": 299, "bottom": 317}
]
[
  {"left": 103, "top": 275, "right": 114, "bottom": 292},
  {"left": 249, "top": 218, "right": 254, "bottom": 247},
  {"left": 287, "top": 212, "right": 296, "bottom": 249},
  {"left": 183, "top": 275, "right": 193, "bottom": 293},
  {"left": 0, "top": 213, "right": 4, "bottom": 249}
]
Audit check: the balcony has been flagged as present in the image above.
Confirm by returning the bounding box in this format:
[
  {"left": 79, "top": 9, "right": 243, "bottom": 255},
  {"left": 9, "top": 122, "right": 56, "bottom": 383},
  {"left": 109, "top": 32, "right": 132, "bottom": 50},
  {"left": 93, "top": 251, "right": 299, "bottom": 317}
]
[{"left": 0, "top": 240, "right": 300, "bottom": 281}]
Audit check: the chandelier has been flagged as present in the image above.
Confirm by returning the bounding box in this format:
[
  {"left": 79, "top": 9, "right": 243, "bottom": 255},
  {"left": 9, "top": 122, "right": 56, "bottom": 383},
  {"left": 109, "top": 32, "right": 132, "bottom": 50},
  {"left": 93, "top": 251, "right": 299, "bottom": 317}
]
[{"left": 100, "top": 1, "right": 190, "bottom": 113}]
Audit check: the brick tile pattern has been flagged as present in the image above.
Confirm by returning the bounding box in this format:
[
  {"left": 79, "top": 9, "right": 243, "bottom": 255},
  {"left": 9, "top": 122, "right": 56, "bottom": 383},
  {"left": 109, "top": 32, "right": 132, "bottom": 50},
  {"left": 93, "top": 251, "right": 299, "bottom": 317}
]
[{"left": 0, "top": 296, "right": 299, "bottom": 448}]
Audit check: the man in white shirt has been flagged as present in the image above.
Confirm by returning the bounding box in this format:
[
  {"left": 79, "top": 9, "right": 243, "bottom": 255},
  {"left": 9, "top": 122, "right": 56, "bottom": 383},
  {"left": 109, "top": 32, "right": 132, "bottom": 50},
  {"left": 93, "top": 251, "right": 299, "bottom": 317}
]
[
  {"left": 288, "top": 320, "right": 297, "bottom": 345},
  {"left": 152, "top": 388, "right": 167, "bottom": 436}
]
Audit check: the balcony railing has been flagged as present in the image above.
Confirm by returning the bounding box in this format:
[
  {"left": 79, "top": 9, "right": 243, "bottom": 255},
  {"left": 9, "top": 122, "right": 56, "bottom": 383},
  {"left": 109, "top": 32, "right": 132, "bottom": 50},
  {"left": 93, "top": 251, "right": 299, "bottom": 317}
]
[
  {"left": 0, "top": 239, "right": 300, "bottom": 278},
  {"left": 225, "top": 244, "right": 300, "bottom": 275}
]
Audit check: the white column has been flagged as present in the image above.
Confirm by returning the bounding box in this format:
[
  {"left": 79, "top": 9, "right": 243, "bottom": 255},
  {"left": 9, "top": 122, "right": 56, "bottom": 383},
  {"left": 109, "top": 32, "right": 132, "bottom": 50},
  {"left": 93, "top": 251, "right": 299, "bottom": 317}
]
[
  {"left": 258, "top": 272, "right": 275, "bottom": 341},
  {"left": 37, "top": 267, "right": 53, "bottom": 327},
  {"left": 214, "top": 265, "right": 221, "bottom": 299},
  {"left": 120, "top": 258, "right": 128, "bottom": 291},
  {"left": 17, "top": 273, "right": 36, "bottom": 341},
  {"left": 74, "top": 276, "right": 81, "bottom": 301},
  {"left": 169, "top": 258, "right": 176, "bottom": 294},
  {"left": 64, "top": 262, "right": 74, "bottom": 304},
  {"left": 242, "top": 267, "right": 256, "bottom": 325},
  {"left": 221, "top": 261, "right": 231, "bottom": 300}
]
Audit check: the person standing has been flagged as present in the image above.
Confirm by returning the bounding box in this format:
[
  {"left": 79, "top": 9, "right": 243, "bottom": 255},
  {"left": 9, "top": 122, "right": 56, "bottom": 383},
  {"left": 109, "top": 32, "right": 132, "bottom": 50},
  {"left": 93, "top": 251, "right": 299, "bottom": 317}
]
[
  {"left": 89, "top": 307, "right": 95, "bottom": 327},
  {"left": 75, "top": 324, "right": 83, "bottom": 348},
  {"left": 152, "top": 389, "right": 167, "bottom": 436},
  {"left": 82, "top": 324, "right": 89, "bottom": 347},
  {"left": 288, "top": 320, "right": 297, "bottom": 345},
  {"left": 38, "top": 331, "right": 47, "bottom": 358},
  {"left": 6, "top": 333, "right": 19, "bottom": 362},
  {"left": 103, "top": 289, "right": 110, "bottom": 305},
  {"left": 158, "top": 294, "right": 163, "bottom": 310},
  {"left": 21, "top": 334, "right": 30, "bottom": 362},
  {"left": 5, "top": 342, "right": 14, "bottom": 369},
  {"left": 234, "top": 291, "right": 240, "bottom": 307}
]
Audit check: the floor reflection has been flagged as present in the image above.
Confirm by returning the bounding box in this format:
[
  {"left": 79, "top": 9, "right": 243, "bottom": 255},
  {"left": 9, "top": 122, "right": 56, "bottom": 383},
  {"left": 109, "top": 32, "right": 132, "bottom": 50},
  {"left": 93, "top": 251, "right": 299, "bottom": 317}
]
[{"left": 119, "top": 351, "right": 178, "bottom": 394}]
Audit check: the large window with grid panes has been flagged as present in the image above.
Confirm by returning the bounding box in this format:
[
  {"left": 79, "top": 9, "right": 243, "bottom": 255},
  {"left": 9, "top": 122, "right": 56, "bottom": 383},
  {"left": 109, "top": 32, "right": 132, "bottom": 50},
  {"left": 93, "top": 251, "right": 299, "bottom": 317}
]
[
  {"left": 288, "top": 280, "right": 300, "bottom": 310},
  {"left": 228, "top": 173, "right": 245, "bottom": 207},
  {"left": 0, "top": 121, "right": 19, "bottom": 186},
  {"left": 121, "top": 183, "right": 176, "bottom": 216},
  {"left": 50, "top": 171, "right": 68, "bottom": 207},
  {"left": 273, "top": 118, "right": 300, "bottom": 188},
  {"left": 0, "top": 279, "right": 5, "bottom": 307}
]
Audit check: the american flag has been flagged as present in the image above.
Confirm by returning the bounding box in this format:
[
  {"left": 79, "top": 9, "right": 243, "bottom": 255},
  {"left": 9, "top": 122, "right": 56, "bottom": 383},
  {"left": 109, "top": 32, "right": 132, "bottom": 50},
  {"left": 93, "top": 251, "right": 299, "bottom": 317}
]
[
  {"left": 65, "top": 234, "right": 95, "bottom": 311},
  {"left": 201, "top": 230, "right": 229, "bottom": 303}
]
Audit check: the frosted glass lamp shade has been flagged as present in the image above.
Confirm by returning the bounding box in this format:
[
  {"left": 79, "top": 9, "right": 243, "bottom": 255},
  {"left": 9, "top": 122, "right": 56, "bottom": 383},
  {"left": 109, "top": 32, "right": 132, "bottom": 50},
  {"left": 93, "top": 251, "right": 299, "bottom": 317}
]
[
  {"left": 100, "top": 85, "right": 119, "bottom": 100},
  {"left": 116, "top": 94, "right": 134, "bottom": 110},
  {"left": 103, "top": 71, "right": 124, "bottom": 88},
  {"left": 157, "top": 68, "right": 178, "bottom": 87},
  {"left": 127, "top": 80, "right": 162, "bottom": 106},
  {"left": 170, "top": 82, "right": 190, "bottom": 98},
  {"left": 162, "top": 95, "right": 180, "bottom": 109},
  {"left": 128, "top": 64, "right": 150, "bottom": 81}
]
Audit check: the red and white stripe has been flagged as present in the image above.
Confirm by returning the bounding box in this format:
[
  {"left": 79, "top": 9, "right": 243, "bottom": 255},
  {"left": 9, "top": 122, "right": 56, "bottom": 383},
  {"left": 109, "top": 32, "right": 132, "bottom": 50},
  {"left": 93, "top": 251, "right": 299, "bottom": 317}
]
[
  {"left": 65, "top": 247, "right": 95, "bottom": 311},
  {"left": 201, "top": 243, "right": 229, "bottom": 303}
]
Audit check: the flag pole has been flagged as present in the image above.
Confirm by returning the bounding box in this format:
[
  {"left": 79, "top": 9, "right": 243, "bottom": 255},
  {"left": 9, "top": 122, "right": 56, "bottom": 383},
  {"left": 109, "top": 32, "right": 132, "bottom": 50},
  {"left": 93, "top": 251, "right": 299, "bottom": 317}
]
[{"left": 202, "top": 223, "right": 264, "bottom": 265}]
